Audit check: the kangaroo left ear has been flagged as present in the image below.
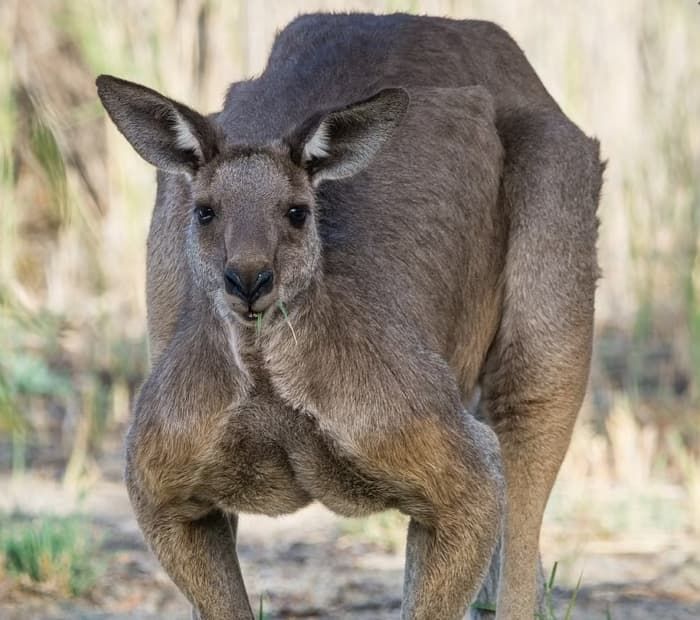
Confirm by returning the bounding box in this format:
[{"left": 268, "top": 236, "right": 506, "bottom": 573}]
[
  {"left": 289, "top": 88, "right": 409, "bottom": 186},
  {"left": 96, "top": 75, "right": 219, "bottom": 176}
]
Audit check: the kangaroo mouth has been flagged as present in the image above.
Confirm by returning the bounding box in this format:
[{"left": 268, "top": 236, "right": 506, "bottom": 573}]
[
  {"left": 227, "top": 297, "right": 281, "bottom": 328},
  {"left": 245, "top": 310, "right": 261, "bottom": 322}
]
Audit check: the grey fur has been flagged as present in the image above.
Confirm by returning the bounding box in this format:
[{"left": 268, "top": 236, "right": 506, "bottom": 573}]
[{"left": 96, "top": 13, "right": 602, "bottom": 620}]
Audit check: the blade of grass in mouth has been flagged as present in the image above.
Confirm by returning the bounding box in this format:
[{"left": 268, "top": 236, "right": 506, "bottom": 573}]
[{"left": 277, "top": 301, "right": 298, "bottom": 345}]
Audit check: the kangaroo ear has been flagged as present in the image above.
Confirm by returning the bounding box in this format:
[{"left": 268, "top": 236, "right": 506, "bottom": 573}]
[
  {"left": 290, "top": 88, "right": 409, "bottom": 186},
  {"left": 96, "top": 75, "right": 218, "bottom": 176}
]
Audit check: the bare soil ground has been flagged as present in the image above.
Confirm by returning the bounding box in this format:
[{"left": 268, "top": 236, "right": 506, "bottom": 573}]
[{"left": 1, "top": 459, "right": 698, "bottom": 620}]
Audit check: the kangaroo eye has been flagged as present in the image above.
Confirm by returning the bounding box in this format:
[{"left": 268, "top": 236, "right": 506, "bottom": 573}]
[
  {"left": 286, "top": 205, "right": 309, "bottom": 229},
  {"left": 195, "top": 204, "right": 216, "bottom": 226}
]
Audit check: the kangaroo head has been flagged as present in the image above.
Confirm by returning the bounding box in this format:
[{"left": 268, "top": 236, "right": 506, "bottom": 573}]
[{"left": 96, "top": 76, "right": 408, "bottom": 324}]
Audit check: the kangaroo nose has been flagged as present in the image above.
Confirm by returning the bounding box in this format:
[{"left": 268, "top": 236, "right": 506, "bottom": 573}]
[{"left": 224, "top": 265, "right": 274, "bottom": 304}]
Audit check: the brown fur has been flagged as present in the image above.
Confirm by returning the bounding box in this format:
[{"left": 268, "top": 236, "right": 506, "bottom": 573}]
[{"left": 96, "top": 13, "right": 602, "bottom": 620}]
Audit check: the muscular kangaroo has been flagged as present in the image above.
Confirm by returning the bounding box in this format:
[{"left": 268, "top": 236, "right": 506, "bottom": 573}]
[{"left": 96, "top": 13, "right": 602, "bottom": 620}]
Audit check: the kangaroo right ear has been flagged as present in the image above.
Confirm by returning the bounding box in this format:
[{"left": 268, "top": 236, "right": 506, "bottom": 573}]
[
  {"left": 289, "top": 88, "right": 409, "bottom": 187},
  {"left": 96, "top": 75, "right": 218, "bottom": 176}
]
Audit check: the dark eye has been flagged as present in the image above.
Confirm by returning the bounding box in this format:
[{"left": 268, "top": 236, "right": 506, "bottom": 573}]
[
  {"left": 286, "top": 205, "right": 309, "bottom": 229},
  {"left": 195, "top": 204, "right": 216, "bottom": 226}
]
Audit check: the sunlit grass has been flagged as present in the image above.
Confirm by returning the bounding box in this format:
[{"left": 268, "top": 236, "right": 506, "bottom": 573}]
[{"left": 0, "top": 513, "right": 101, "bottom": 596}]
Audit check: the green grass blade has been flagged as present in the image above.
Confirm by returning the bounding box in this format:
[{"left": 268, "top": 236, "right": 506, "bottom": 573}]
[
  {"left": 563, "top": 572, "right": 583, "bottom": 620},
  {"left": 548, "top": 561, "right": 559, "bottom": 590},
  {"left": 277, "top": 301, "right": 298, "bottom": 345},
  {"left": 277, "top": 300, "right": 289, "bottom": 319}
]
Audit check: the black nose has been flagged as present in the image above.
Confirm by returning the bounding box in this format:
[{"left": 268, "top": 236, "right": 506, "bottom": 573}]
[{"left": 224, "top": 266, "right": 274, "bottom": 304}]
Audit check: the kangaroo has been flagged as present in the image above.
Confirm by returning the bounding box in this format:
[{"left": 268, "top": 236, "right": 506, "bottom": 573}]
[{"left": 96, "top": 13, "right": 602, "bottom": 620}]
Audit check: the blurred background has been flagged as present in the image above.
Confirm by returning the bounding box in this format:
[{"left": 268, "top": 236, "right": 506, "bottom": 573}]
[{"left": 0, "top": 1, "right": 698, "bottom": 618}]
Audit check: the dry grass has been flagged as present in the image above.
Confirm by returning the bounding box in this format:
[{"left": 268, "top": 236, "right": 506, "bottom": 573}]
[{"left": 542, "top": 396, "right": 699, "bottom": 590}]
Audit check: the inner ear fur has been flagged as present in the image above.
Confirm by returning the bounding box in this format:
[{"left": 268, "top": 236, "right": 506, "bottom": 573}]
[
  {"left": 288, "top": 88, "right": 410, "bottom": 185},
  {"left": 96, "top": 75, "right": 219, "bottom": 175}
]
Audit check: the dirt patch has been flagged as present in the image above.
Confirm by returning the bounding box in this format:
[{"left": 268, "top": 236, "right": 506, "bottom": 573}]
[{"left": 0, "top": 472, "right": 698, "bottom": 619}]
